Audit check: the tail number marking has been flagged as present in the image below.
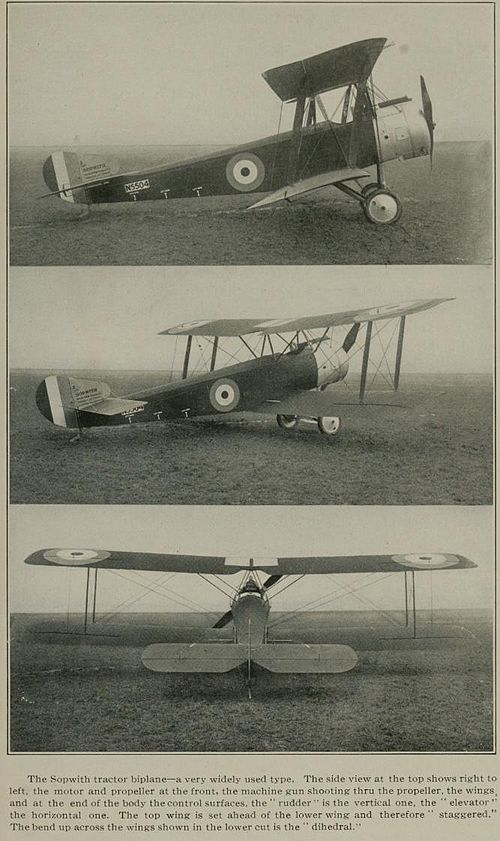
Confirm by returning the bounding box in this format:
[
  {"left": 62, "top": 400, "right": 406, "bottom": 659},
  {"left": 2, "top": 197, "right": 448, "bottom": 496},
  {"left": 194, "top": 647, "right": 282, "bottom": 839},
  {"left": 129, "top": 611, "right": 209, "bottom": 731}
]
[{"left": 124, "top": 179, "right": 150, "bottom": 194}]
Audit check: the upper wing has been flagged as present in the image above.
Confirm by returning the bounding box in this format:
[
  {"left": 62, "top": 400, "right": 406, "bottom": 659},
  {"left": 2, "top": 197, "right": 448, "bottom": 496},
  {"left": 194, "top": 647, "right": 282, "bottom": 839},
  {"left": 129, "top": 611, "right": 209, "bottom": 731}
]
[
  {"left": 26, "top": 550, "right": 475, "bottom": 574},
  {"left": 160, "top": 298, "right": 453, "bottom": 337},
  {"left": 263, "top": 38, "right": 387, "bottom": 101}
]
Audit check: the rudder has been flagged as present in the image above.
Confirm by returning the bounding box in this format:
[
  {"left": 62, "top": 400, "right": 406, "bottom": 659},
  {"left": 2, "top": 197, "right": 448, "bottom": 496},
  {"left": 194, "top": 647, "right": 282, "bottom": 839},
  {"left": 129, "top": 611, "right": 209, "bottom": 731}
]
[{"left": 36, "top": 375, "right": 113, "bottom": 428}]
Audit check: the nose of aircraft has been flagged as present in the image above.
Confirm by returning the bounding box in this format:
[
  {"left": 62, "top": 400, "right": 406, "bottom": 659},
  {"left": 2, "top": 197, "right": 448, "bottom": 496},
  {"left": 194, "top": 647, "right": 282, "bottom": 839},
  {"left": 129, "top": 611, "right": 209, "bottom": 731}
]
[{"left": 316, "top": 349, "right": 349, "bottom": 388}]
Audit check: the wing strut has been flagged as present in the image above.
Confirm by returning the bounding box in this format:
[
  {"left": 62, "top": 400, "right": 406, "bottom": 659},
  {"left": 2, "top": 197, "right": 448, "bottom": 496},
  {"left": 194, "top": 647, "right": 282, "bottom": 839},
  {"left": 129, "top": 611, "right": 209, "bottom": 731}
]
[
  {"left": 83, "top": 567, "right": 99, "bottom": 632},
  {"left": 210, "top": 337, "right": 219, "bottom": 371},
  {"left": 287, "top": 92, "right": 307, "bottom": 183},
  {"left": 182, "top": 336, "right": 193, "bottom": 380},
  {"left": 359, "top": 321, "right": 373, "bottom": 403},
  {"left": 403, "top": 571, "right": 417, "bottom": 637},
  {"left": 393, "top": 316, "right": 406, "bottom": 390}
]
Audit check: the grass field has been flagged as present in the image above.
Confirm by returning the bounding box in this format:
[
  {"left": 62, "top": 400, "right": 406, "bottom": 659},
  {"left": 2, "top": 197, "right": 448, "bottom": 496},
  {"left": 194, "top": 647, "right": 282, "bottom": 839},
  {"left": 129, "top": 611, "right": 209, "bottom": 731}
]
[
  {"left": 10, "top": 370, "right": 492, "bottom": 505},
  {"left": 9, "top": 142, "right": 492, "bottom": 265},
  {"left": 10, "top": 609, "right": 493, "bottom": 753}
]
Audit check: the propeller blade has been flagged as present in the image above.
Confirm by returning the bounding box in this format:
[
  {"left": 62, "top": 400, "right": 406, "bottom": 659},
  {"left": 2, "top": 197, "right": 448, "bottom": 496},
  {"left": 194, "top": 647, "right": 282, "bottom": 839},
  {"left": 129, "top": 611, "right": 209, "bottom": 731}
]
[
  {"left": 213, "top": 610, "right": 233, "bottom": 629},
  {"left": 343, "top": 323, "right": 361, "bottom": 353},
  {"left": 420, "top": 75, "right": 435, "bottom": 164},
  {"left": 262, "top": 574, "right": 283, "bottom": 590}
]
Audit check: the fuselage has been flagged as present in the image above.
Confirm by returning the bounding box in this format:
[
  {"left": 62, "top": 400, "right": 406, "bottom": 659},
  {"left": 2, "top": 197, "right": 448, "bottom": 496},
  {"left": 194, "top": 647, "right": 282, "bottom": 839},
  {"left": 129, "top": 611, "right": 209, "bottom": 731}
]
[
  {"left": 45, "top": 99, "right": 430, "bottom": 206},
  {"left": 36, "top": 342, "right": 349, "bottom": 430}
]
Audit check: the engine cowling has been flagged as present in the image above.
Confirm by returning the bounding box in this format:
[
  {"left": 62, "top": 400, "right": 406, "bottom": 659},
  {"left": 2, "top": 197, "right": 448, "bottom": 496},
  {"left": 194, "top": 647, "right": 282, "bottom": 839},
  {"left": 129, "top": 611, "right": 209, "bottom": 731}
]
[
  {"left": 316, "top": 350, "right": 349, "bottom": 388},
  {"left": 376, "top": 101, "right": 431, "bottom": 162}
]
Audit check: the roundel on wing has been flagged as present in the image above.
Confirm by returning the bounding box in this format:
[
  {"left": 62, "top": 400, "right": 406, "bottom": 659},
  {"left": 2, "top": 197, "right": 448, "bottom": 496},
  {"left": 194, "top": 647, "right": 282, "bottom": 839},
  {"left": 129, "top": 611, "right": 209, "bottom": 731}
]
[
  {"left": 226, "top": 153, "right": 266, "bottom": 192},
  {"left": 209, "top": 378, "right": 241, "bottom": 413},
  {"left": 392, "top": 553, "right": 458, "bottom": 570},
  {"left": 44, "top": 548, "right": 111, "bottom": 566}
]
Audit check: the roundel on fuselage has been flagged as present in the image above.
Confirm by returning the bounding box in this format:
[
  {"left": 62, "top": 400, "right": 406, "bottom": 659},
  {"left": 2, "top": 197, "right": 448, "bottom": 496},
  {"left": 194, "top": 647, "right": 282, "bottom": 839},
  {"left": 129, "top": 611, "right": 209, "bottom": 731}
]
[
  {"left": 226, "top": 153, "right": 266, "bottom": 192},
  {"left": 209, "top": 378, "right": 241, "bottom": 413}
]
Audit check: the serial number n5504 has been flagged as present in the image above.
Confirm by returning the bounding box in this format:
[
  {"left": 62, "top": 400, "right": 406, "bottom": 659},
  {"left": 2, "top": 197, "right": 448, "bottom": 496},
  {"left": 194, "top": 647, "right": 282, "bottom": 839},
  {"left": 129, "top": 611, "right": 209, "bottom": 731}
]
[{"left": 124, "top": 179, "right": 150, "bottom": 193}]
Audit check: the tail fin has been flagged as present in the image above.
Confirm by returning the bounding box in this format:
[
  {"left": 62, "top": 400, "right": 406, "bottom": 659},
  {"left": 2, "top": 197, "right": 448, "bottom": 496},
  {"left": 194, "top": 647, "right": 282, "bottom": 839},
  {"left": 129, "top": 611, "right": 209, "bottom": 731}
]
[
  {"left": 42, "top": 152, "right": 112, "bottom": 203},
  {"left": 36, "top": 375, "right": 112, "bottom": 428}
]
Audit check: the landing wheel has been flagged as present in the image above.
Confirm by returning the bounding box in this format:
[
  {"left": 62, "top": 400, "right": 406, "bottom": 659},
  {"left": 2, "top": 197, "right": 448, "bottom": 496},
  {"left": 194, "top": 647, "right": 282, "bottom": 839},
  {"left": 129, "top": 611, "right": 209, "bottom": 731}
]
[
  {"left": 277, "top": 414, "right": 299, "bottom": 431},
  {"left": 318, "top": 416, "right": 342, "bottom": 436},
  {"left": 363, "top": 189, "right": 402, "bottom": 225},
  {"left": 361, "top": 182, "right": 379, "bottom": 198}
]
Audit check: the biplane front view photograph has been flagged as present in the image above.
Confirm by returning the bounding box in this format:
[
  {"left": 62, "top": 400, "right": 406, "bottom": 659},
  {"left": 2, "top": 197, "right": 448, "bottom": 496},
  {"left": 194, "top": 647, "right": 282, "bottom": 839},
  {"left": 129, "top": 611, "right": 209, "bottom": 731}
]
[
  {"left": 9, "top": 505, "right": 493, "bottom": 752},
  {"left": 8, "top": 2, "right": 492, "bottom": 265},
  {"left": 9, "top": 265, "right": 493, "bottom": 506}
]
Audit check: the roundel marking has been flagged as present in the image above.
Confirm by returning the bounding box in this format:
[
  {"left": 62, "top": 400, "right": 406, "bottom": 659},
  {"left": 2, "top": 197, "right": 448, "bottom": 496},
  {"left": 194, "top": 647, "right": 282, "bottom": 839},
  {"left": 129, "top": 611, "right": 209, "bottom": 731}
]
[
  {"left": 44, "top": 548, "right": 111, "bottom": 566},
  {"left": 226, "top": 153, "right": 266, "bottom": 192},
  {"left": 209, "top": 378, "right": 241, "bottom": 413},
  {"left": 392, "top": 553, "right": 457, "bottom": 570}
]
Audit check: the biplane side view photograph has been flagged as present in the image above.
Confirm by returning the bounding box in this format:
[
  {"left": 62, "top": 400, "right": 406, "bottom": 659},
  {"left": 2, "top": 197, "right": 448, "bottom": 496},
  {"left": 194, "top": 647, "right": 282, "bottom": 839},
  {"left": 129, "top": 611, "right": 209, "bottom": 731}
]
[
  {"left": 9, "top": 266, "right": 493, "bottom": 506},
  {"left": 9, "top": 505, "right": 493, "bottom": 752},
  {"left": 9, "top": 3, "right": 492, "bottom": 265},
  {"left": 40, "top": 38, "right": 434, "bottom": 226}
]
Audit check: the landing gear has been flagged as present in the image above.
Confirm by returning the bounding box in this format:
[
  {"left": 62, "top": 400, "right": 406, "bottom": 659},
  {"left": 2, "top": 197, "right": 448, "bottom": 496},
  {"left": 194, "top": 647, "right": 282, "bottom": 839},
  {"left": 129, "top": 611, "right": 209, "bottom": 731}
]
[
  {"left": 276, "top": 414, "right": 342, "bottom": 437},
  {"left": 276, "top": 414, "right": 299, "bottom": 431},
  {"left": 317, "top": 416, "right": 342, "bottom": 436},
  {"left": 362, "top": 189, "right": 402, "bottom": 225}
]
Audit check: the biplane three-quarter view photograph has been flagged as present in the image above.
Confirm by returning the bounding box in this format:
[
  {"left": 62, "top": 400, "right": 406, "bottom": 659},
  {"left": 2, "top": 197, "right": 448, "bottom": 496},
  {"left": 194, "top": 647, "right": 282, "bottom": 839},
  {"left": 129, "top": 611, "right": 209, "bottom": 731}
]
[
  {"left": 8, "top": 2, "right": 492, "bottom": 265},
  {"left": 9, "top": 265, "right": 493, "bottom": 506}
]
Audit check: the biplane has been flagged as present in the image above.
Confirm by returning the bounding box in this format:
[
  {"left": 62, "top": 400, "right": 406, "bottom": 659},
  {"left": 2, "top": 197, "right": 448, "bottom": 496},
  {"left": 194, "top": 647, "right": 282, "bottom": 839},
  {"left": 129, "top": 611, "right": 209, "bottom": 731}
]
[
  {"left": 25, "top": 547, "right": 476, "bottom": 697},
  {"left": 41, "top": 38, "right": 434, "bottom": 224},
  {"left": 35, "top": 297, "right": 451, "bottom": 442}
]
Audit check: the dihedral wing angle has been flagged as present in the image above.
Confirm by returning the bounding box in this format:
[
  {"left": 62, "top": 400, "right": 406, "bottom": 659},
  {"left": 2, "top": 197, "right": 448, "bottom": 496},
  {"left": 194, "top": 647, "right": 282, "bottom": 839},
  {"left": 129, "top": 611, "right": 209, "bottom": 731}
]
[{"left": 25, "top": 548, "right": 476, "bottom": 698}]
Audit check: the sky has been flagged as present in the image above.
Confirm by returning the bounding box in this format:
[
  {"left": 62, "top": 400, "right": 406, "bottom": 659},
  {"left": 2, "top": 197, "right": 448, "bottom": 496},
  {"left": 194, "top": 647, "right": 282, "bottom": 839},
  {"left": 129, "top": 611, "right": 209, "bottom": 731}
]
[
  {"left": 9, "top": 504, "right": 494, "bottom": 613},
  {"left": 9, "top": 264, "right": 493, "bottom": 373},
  {"left": 8, "top": 2, "right": 493, "bottom": 146}
]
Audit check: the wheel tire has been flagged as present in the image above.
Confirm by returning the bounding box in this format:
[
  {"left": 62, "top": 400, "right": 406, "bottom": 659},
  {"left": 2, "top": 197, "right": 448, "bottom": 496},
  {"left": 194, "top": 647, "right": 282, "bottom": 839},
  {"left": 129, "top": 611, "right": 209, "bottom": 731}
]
[
  {"left": 277, "top": 414, "right": 299, "bottom": 431},
  {"left": 361, "top": 182, "right": 379, "bottom": 198},
  {"left": 363, "top": 189, "right": 402, "bottom": 225},
  {"left": 318, "top": 416, "right": 342, "bottom": 436}
]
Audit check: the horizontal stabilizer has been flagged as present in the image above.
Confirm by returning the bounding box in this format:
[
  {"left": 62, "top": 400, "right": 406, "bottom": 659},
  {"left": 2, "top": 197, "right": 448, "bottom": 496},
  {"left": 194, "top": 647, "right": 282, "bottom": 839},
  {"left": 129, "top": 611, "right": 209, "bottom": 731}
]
[
  {"left": 141, "top": 643, "right": 247, "bottom": 673},
  {"left": 252, "top": 643, "right": 358, "bottom": 673},
  {"left": 79, "top": 396, "right": 148, "bottom": 416},
  {"left": 248, "top": 168, "right": 370, "bottom": 209}
]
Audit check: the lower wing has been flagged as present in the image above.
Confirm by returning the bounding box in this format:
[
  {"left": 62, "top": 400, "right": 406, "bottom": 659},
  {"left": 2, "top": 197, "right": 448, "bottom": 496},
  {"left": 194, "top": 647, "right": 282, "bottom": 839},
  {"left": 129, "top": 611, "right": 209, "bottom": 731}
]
[
  {"left": 248, "top": 167, "right": 369, "bottom": 208},
  {"left": 251, "top": 388, "right": 404, "bottom": 417}
]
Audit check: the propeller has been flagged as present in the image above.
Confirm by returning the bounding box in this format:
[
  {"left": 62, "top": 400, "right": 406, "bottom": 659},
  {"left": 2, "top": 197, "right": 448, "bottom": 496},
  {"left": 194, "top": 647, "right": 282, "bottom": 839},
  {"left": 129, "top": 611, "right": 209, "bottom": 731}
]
[
  {"left": 420, "top": 75, "right": 435, "bottom": 165},
  {"left": 212, "top": 574, "right": 283, "bottom": 628},
  {"left": 342, "top": 323, "right": 361, "bottom": 353}
]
